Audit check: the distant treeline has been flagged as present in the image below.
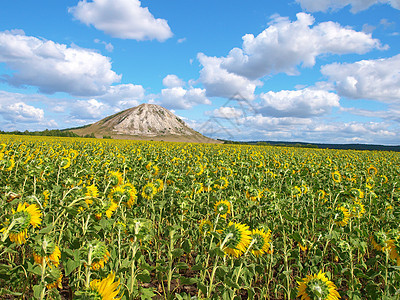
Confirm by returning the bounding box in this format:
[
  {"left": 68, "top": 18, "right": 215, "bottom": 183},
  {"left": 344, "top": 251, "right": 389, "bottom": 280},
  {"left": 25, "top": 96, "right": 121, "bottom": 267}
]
[
  {"left": 220, "top": 139, "right": 400, "bottom": 152},
  {"left": 0, "top": 129, "right": 105, "bottom": 139}
]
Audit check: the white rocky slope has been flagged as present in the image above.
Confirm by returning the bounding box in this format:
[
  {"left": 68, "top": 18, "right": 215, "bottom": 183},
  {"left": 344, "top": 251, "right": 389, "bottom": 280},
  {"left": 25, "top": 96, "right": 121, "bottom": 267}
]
[{"left": 96, "top": 103, "right": 195, "bottom": 136}]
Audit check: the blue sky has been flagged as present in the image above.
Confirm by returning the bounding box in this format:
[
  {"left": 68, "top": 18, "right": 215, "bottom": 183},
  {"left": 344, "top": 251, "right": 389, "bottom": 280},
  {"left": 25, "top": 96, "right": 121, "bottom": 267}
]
[{"left": 0, "top": 0, "right": 399, "bottom": 144}]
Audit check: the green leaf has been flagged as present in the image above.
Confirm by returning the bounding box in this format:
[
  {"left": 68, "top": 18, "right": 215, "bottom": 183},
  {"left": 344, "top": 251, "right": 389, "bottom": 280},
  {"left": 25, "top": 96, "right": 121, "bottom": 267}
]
[
  {"left": 33, "top": 284, "right": 44, "bottom": 299},
  {"left": 39, "top": 225, "right": 54, "bottom": 234},
  {"left": 137, "top": 270, "right": 151, "bottom": 283},
  {"left": 175, "top": 262, "right": 189, "bottom": 270},
  {"left": 172, "top": 248, "right": 184, "bottom": 259},
  {"left": 179, "top": 276, "right": 198, "bottom": 285},
  {"left": 182, "top": 239, "right": 192, "bottom": 253},
  {"left": 65, "top": 259, "right": 80, "bottom": 276},
  {"left": 140, "top": 287, "right": 155, "bottom": 300}
]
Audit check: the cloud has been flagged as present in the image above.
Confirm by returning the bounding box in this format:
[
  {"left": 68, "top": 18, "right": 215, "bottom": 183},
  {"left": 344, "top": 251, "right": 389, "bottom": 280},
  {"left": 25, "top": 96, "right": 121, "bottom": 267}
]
[
  {"left": 70, "top": 99, "right": 109, "bottom": 120},
  {"left": 162, "top": 74, "right": 184, "bottom": 88},
  {"left": 321, "top": 54, "right": 400, "bottom": 102},
  {"left": 258, "top": 88, "right": 340, "bottom": 118},
  {"left": 160, "top": 86, "right": 210, "bottom": 110},
  {"left": 197, "top": 53, "right": 262, "bottom": 100},
  {"left": 98, "top": 84, "right": 145, "bottom": 108},
  {"left": 94, "top": 39, "right": 114, "bottom": 52},
  {"left": 212, "top": 107, "right": 243, "bottom": 119},
  {"left": 0, "top": 102, "right": 44, "bottom": 123},
  {"left": 220, "top": 13, "right": 385, "bottom": 80},
  {"left": 0, "top": 30, "right": 121, "bottom": 96},
  {"left": 296, "top": 0, "right": 400, "bottom": 13},
  {"left": 69, "top": 0, "right": 173, "bottom": 41}
]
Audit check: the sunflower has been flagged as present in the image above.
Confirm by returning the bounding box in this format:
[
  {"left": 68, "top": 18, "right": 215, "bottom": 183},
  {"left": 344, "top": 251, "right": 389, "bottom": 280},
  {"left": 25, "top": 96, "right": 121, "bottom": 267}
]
[
  {"left": 331, "top": 171, "right": 341, "bottom": 183},
  {"left": 297, "top": 270, "right": 340, "bottom": 300},
  {"left": 60, "top": 157, "right": 71, "bottom": 169},
  {"left": 122, "top": 183, "right": 137, "bottom": 208},
  {"left": 371, "top": 231, "right": 392, "bottom": 252},
  {"left": 89, "top": 272, "right": 121, "bottom": 299},
  {"left": 214, "top": 177, "right": 229, "bottom": 190},
  {"left": 199, "top": 219, "right": 212, "bottom": 235},
  {"left": 3, "top": 202, "right": 42, "bottom": 245},
  {"left": 86, "top": 184, "right": 99, "bottom": 199},
  {"left": 153, "top": 179, "right": 164, "bottom": 193},
  {"left": 367, "top": 166, "right": 378, "bottom": 176},
  {"left": 350, "top": 201, "right": 365, "bottom": 218},
  {"left": 365, "top": 177, "right": 374, "bottom": 189},
  {"left": 246, "top": 189, "right": 263, "bottom": 201},
  {"left": 33, "top": 243, "right": 61, "bottom": 268},
  {"left": 214, "top": 200, "right": 231, "bottom": 219},
  {"left": 388, "top": 237, "right": 400, "bottom": 266},
  {"left": 145, "top": 162, "right": 159, "bottom": 176},
  {"left": 333, "top": 206, "right": 350, "bottom": 226},
  {"left": 349, "top": 188, "right": 364, "bottom": 199},
  {"left": 317, "top": 190, "right": 326, "bottom": 201},
  {"left": 250, "top": 229, "right": 271, "bottom": 257},
  {"left": 109, "top": 171, "right": 123, "bottom": 186},
  {"left": 95, "top": 200, "right": 118, "bottom": 220},
  {"left": 85, "top": 241, "right": 111, "bottom": 271},
  {"left": 293, "top": 186, "right": 302, "bottom": 197},
  {"left": 4, "top": 157, "right": 15, "bottom": 171},
  {"left": 192, "top": 182, "right": 204, "bottom": 194},
  {"left": 141, "top": 182, "right": 157, "bottom": 200},
  {"left": 221, "top": 222, "right": 251, "bottom": 257},
  {"left": 46, "top": 270, "right": 63, "bottom": 290}
]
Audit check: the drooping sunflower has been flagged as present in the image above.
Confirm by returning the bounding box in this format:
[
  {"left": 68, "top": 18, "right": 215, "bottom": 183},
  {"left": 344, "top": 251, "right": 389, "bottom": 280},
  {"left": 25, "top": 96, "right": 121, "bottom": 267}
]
[
  {"left": 371, "top": 231, "right": 392, "bottom": 252},
  {"left": 122, "top": 183, "right": 137, "bottom": 208},
  {"left": 145, "top": 162, "right": 159, "bottom": 176},
  {"left": 317, "top": 190, "right": 326, "bottom": 202},
  {"left": 153, "top": 179, "right": 164, "bottom": 193},
  {"left": 365, "top": 177, "right": 375, "bottom": 189},
  {"left": 86, "top": 184, "right": 99, "bottom": 199},
  {"left": 220, "top": 222, "right": 251, "bottom": 257},
  {"left": 199, "top": 219, "right": 212, "bottom": 235},
  {"left": 297, "top": 270, "right": 340, "bottom": 300},
  {"left": 214, "top": 200, "right": 231, "bottom": 219},
  {"left": 214, "top": 177, "right": 229, "bottom": 190},
  {"left": 331, "top": 171, "right": 341, "bottom": 183},
  {"left": 246, "top": 189, "right": 263, "bottom": 201},
  {"left": 250, "top": 228, "right": 272, "bottom": 257},
  {"left": 109, "top": 171, "right": 123, "bottom": 186},
  {"left": 3, "top": 202, "right": 42, "bottom": 245},
  {"left": 333, "top": 206, "right": 350, "bottom": 226},
  {"left": 46, "top": 269, "right": 63, "bottom": 290},
  {"left": 388, "top": 237, "right": 400, "bottom": 266},
  {"left": 192, "top": 182, "right": 204, "bottom": 194},
  {"left": 95, "top": 199, "right": 118, "bottom": 220},
  {"left": 85, "top": 241, "right": 111, "bottom": 271},
  {"left": 60, "top": 157, "right": 71, "bottom": 169},
  {"left": 367, "top": 166, "right": 378, "bottom": 176},
  {"left": 349, "top": 188, "right": 364, "bottom": 199},
  {"left": 293, "top": 186, "right": 302, "bottom": 197},
  {"left": 141, "top": 182, "right": 157, "bottom": 200},
  {"left": 350, "top": 201, "right": 365, "bottom": 218},
  {"left": 33, "top": 240, "right": 61, "bottom": 268}
]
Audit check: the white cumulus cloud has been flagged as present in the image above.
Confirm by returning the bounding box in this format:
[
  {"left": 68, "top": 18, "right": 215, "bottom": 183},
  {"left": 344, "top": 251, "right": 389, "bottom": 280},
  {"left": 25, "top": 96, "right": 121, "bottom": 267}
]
[
  {"left": 160, "top": 86, "right": 210, "bottom": 110},
  {"left": 70, "top": 99, "right": 109, "bottom": 120},
  {"left": 321, "top": 54, "right": 400, "bottom": 102},
  {"left": 220, "top": 13, "right": 385, "bottom": 80},
  {"left": 69, "top": 0, "right": 173, "bottom": 41},
  {"left": 296, "top": 0, "right": 400, "bottom": 13},
  {"left": 212, "top": 107, "right": 243, "bottom": 119},
  {"left": 258, "top": 88, "right": 340, "bottom": 117},
  {"left": 0, "top": 30, "right": 121, "bottom": 96},
  {"left": 98, "top": 84, "right": 145, "bottom": 108},
  {"left": 162, "top": 74, "right": 184, "bottom": 88},
  {"left": 197, "top": 53, "right": 262, "bottom": 100},
  {"left": 0, "top": 102, "right": 44, "bottom": 123}
]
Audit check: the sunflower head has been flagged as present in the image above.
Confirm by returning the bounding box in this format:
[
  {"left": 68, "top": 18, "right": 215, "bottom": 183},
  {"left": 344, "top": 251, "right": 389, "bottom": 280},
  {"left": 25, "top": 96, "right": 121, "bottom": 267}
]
[
  {"left": 60, "top": 157, "right": 71, "bottom": 169},
  {"left": 86, "top": 184, "right": 99, "bottom": 199},
  {"left": 214, "top": 200, "right": 231, "bottom": 219},
  {"left": 122, "top": 183, "right": 137, "bottom": 208},
  {"left": 297, "top": 270, "right": 340, "bottom": 300},
  {"left": 32, "top": 237, "right": 61, "bottom": 267},
  {"left": 5, "top": 202, "right": 42, "bottom": 244},
  {"left": 221, "top": 222, "right": 251, "bottom": 257},
  {"left": 109, "top": 171, "right": 123, "bottom": 186},
  {"left": 199, "top": 219, "right": 212, "bottom": 235},
  {"left": 331, "top": 171, "right": 341, "bottom": 183},
  {"left": 371, "top": 231, "right": 392, "bottom": 252},
  {"left": 333, "top": 206, "right": 350, "bottom": 226},
  {"left": 350, "top": 201, "right": 365, "bottom": 218},
  {"left": 367, "top": 166, "right": 378, "bottom": 176},
  {"left": 75, "top": 272, "right": 120, "bottom": 299},
  {"left": 141, "top": 182, "right": 157, "bottom": 200},
  {"left": 250, "top": 228, "right": 271, "bottom": 257},
  {"left": 84, "top": 240, "right": 110, "bottom": 271}
]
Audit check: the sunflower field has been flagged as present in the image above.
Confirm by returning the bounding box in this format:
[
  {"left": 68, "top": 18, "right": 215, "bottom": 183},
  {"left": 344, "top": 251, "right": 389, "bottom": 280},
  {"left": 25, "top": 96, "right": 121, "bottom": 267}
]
[{"left": 0, "top": 134, "right": 399, "bottom": 299}]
